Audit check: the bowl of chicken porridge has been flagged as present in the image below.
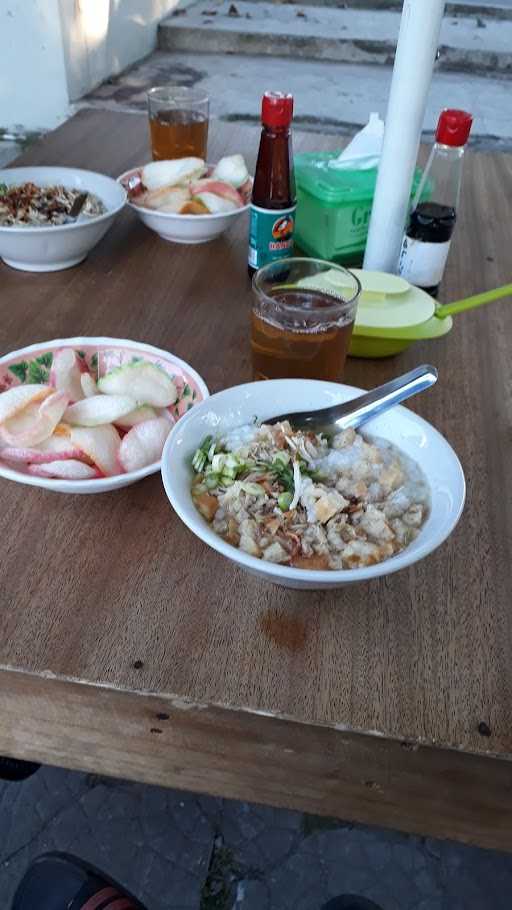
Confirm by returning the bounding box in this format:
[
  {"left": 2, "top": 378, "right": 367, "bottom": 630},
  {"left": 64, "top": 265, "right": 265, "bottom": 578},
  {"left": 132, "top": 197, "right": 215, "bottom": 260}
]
[{"left": 161, "top": 379, "right": 465, "bottom": 590}]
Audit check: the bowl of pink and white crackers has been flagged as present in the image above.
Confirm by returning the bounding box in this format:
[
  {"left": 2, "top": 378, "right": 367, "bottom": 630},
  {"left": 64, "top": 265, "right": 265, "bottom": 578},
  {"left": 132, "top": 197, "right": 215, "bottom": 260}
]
[
  {"left": 118, "top": 154, "right": 252, "bottom": 245},
  {"left": 0, "top": 337, "right": 209, "bottom": 493}
]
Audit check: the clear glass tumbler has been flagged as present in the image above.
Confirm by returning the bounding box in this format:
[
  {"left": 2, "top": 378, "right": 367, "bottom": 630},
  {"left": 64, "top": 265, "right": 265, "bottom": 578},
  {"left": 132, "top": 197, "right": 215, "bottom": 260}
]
[
  {"left": 147, "top": 86, "right": 209, "bottom": 161},
  {"left": 251, "top": 257, "right": 361, "bottom": 381}
]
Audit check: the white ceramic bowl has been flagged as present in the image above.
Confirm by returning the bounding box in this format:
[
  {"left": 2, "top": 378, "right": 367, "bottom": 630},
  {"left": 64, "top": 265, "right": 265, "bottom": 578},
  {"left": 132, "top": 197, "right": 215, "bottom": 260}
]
[
  {"left": 0, "top": 337, "right": 209, "bottom": 494},
  {"left": 0, "top": 167, "right": 126, "bottom": 271},
  {"left": 161, "top": 379, "right": 466, "bottom": 590},
  {"left": 118, "top": 167, "right": 250, "bottom": 245}
]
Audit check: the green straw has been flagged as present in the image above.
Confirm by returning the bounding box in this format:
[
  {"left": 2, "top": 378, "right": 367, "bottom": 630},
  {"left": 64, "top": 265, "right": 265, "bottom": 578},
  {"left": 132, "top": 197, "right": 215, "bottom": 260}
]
[{"left": 436, "top": 282, "right": 512, "bottom": 319}]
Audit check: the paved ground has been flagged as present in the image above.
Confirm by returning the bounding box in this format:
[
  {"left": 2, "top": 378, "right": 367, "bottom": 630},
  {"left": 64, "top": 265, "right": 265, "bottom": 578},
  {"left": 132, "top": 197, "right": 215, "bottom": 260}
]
[
  {"left": 3, "top": 0, "right": 512, "bottom": 162},
  {"left": 1, "top": 764, "right": 512, "bottom": 909},
  {"left": 278, "top": 0, "right": 512, "bottom": 9},
  {"left": 81, "top": 50, "right": 512, "bottom": 151},
  {"left": 158, "top": 0, "right": 512, "bottom": 75},
  {"left": 0, "top": 140, "right": 24, "bottom": 168}
]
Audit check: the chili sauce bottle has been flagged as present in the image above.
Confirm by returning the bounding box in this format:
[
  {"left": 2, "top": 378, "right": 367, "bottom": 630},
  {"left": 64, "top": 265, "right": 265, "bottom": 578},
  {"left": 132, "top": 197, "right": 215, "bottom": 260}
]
[
  {"left": 399, "top": 108, "right": 473, "bottom": 297},
  {"left": 248, "top": 91, "right": 296, "bottom": 275}
]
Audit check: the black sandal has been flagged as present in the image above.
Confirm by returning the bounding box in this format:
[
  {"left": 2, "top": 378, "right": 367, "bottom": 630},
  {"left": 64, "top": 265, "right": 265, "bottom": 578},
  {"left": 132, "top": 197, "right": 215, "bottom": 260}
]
[
  {"left": 0, "top": 757, "right": 40, "bottom": 782},
  {"left": 320, "top": 898, "right": 383, "bottom": 910},
  {"left": 12, "top": 852, "right": 147, "bottom": 910}
]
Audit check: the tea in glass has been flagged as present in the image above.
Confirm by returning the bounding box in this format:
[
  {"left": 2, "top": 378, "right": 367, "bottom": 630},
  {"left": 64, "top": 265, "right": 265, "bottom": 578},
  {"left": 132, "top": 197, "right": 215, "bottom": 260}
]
[
  {"left": 252, "top": 258, "right": 360, "bottom": 381},
  {"left": 147, "top": 86, "right": 209, "bottom": 161}
]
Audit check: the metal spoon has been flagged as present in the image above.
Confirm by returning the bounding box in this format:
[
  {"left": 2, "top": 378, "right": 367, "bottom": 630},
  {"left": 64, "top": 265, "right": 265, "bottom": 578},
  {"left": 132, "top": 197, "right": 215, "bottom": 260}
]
[
  {"left": 266, "top": 364, "right": 438, "bottom": 435},
  {"left": 63, "top": 192, "right": 89, "bottom": 223}
]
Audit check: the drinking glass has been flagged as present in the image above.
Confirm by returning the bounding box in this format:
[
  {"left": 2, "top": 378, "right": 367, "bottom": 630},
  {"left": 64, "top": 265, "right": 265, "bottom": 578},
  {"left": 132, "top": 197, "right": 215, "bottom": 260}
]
[
  {"left": 251, "top": 258, "right": 361, "bottom": 381},
  {"left": 147, "top": 86, "right": 209, "bottom": 161}
]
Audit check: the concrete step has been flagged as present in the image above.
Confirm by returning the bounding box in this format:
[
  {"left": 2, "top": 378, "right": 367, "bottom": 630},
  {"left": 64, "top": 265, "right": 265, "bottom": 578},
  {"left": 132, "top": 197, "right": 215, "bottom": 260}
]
[
  {"left": 83, "top": 49, "right": 512, "bottom": 150},
  {"left": 0, "top": 140, "right": 22, "bottom": 167},
  {"left": 250, "top": 0, "right": 512, "bottom": 19},
  {"left": 158, "top": 1, "right": 512, "bottom": 75}
]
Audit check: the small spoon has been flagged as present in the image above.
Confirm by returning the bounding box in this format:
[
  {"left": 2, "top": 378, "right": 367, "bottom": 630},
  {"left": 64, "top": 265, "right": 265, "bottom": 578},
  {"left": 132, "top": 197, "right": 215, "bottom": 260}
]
[
  {"left": 63, "top": 192, "right": 89, "bottom": 223},
  {"left": 266, "top": 364, "right": 438, "bottom": 435}
]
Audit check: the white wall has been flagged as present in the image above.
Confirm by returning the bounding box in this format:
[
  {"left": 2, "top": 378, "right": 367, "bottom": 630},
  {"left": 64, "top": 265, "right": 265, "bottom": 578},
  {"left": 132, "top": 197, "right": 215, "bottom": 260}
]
[
  {"left": 1, "top": 0, "right": 180, "bottom": 134},
  {"left": 1, "top": 0, "right": 70, "bottom": 133},
  {"left": 59, "top": 0, "right": 180, "bottom": 102}
]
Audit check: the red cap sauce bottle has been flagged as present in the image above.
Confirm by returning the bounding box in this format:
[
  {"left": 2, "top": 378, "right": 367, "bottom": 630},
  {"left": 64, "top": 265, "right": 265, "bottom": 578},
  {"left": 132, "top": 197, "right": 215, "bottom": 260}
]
[{"left": 248, "top": 92, "right": 296, "bottom": 275}]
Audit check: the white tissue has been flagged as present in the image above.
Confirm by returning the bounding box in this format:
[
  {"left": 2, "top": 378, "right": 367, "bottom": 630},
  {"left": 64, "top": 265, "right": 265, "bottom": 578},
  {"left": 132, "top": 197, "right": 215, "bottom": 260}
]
[{"left": 329, "top": 112, "right": 384, "bottom": 170}]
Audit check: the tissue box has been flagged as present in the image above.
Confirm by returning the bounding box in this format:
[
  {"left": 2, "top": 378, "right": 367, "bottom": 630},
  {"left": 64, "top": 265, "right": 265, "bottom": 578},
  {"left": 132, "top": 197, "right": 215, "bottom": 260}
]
[{"left": 294, "top": 152, "right": 422, "bottom": 264}]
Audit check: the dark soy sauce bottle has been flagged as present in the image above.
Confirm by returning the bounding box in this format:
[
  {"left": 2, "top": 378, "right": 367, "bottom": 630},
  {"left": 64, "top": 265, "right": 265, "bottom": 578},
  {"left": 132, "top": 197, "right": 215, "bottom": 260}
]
[
  {"left": 399, "top": 108, "right": 472, "bottom": 298},
  {"left": 248, "top": 91, "right": 296, "bottom": 277}
]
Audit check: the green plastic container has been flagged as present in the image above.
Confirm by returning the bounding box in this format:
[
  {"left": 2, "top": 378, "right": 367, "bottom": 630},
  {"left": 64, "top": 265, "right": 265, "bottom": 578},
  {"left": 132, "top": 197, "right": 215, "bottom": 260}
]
[{"left": 294, "top": 152, "right": 422, "bottom": 265}]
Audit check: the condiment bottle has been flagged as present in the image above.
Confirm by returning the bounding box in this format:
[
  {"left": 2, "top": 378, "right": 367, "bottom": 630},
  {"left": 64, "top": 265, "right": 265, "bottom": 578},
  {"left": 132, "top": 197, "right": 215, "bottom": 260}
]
[
  {"left": 399, "top": 108, "right": 473, "bottom": 297},
  {"left": 248, "top": 91, "right": 296, "bottom": 275}
]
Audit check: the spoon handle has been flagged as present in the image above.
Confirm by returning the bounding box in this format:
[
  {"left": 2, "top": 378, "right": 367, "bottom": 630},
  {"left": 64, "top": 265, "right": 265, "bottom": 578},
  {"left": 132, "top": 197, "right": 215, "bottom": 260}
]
[
  {"left": 267, "top": 365, "right": 438, "bottom": 434},
  {"left": 331, "top": 364, "right": 438, "bottom": 432},
  {"left": 436, "top": 282, "right": 512, "bottom": 318},
  {"left": 63, "top": 192, "right": 88, "bottom": 223}
]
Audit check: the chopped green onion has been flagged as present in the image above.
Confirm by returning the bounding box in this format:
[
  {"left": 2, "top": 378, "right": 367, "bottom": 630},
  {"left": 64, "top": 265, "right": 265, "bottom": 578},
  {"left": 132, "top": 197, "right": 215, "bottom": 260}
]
[
  {"left": 271, "top": 458, "right": 294, "bottom": 492},
  {"left": 211, "top": 453, "right": 226, "bottom": 474},
  {"left": 224, "top": 453, "right": 240, "bottom": 470},
  {"left": 192, "top": 449, "right": 207, "bottom": 473},
  {"left": 241, "top": 482, "right": 266, "bottom": 497},
  {"left": 274, "top": 451, "right": 290, "bottom": 467},
  {"left": 278, "top": 492, "right": 293, "bottom": 511},
  {"left": 192, "top": 434, "right": 216, "bottom": 473}
]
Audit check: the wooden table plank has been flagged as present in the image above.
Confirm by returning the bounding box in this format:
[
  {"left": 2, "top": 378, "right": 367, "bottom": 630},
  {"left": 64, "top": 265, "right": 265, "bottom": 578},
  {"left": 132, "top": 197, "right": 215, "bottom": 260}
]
[{"left": 1, "top": 109, "right": 512, "bottom": 851}]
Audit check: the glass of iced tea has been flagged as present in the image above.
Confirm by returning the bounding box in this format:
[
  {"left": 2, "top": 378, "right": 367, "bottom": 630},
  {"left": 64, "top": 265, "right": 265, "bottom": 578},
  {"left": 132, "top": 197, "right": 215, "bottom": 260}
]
[
  {"left": 252, "top": 258, "right": 361, "bottom": 381},
  {"left": 147, "top": 86, "right": 209, "bottom": 161}
]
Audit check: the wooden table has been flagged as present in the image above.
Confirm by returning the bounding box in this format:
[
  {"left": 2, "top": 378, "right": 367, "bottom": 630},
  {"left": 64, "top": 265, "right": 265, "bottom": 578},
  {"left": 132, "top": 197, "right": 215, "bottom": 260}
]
[{"left": 1, "top": 109, "right": 512, "bottom": 853}]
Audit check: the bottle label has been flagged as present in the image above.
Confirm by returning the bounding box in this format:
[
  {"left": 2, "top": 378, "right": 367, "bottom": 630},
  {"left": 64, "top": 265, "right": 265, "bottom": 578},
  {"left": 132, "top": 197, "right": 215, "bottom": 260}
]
[
  {"left": 248, "top": 204, "right": 296, "bottom": 269},
  {"left": 399, "top": 235, "right": 451, "bottom": 287}
]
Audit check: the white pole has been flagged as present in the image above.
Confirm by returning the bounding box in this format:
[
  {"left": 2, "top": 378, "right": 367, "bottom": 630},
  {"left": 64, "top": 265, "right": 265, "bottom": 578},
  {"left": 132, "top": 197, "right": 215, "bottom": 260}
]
[{"left": 363, "top": 0, "right": 446, "bottom": 273}]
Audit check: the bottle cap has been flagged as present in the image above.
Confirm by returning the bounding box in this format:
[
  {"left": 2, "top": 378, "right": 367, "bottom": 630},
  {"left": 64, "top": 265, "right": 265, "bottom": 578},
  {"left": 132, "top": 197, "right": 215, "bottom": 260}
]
[
  {"left": 435, "top": 109, "right": 473, "bottom": 147},
  {"left": 261, "top": 91, "right": 294, "bottom": 128}
]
